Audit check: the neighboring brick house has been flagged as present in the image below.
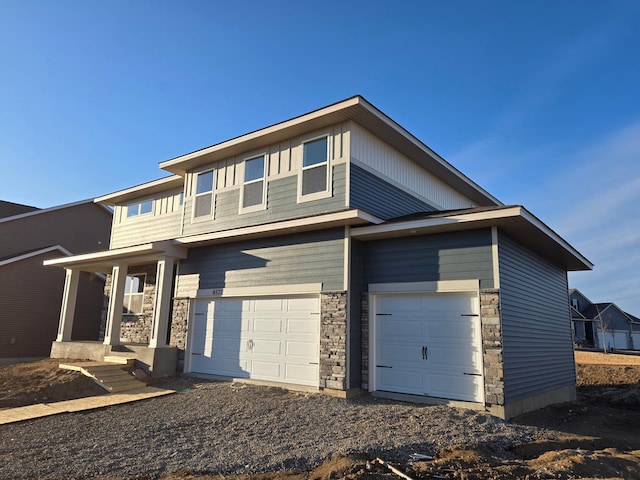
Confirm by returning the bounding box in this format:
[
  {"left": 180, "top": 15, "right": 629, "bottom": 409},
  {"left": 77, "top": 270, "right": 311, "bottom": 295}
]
[
  {"left": 570, "top": 289, "right": 640, "bottom": 350},
  {"left": 0, "top": 200, "right": 112, "bottom": 358},
  {"left": 47, "top": 96, "right": 592, "bottom": 418}
]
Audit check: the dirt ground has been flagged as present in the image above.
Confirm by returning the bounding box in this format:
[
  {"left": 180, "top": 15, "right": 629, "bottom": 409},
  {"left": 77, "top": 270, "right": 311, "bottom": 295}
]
[{"left": 2, "top": 352, "right": 640, "bottom": 479}]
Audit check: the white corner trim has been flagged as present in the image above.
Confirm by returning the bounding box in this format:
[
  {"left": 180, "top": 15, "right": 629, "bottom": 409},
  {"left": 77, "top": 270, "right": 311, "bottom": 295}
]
[
  {"left": 196, "top": 283, "right": 323, "bottom": 298},
  {"left": 491, "top": 226, "right": 500, "bottom": 289},
  {"left": 368, "top": 279, "right": 480, "bottom": 294},
  {"left": 0, "top": 245, "right": 73, "bottom": 268}
]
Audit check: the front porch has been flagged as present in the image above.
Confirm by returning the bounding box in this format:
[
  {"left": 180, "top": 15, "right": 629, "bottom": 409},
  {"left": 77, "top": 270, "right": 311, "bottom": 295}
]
[{"left": 44, "top": 241, "right": 187, "bottom": 377}]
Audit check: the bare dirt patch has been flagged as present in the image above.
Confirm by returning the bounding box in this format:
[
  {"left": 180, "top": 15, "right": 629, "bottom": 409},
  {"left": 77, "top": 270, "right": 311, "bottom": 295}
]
[{"left": 2, "top": 352, "right": 640, "bottom": 479}]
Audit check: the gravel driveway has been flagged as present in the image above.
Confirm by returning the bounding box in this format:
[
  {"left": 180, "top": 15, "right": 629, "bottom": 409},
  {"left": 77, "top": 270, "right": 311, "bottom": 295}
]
[{"left": 0, "top": 378, "right": 540, "bottom": 479}]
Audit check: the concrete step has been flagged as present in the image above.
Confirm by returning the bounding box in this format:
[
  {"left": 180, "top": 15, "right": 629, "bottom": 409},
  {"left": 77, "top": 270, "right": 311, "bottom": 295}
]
[{"left": 105, "top": 379, "right": 145, "bottom": 393}]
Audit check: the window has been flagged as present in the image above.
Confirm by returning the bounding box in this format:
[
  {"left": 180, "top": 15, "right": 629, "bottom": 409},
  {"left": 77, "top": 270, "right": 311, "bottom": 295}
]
[
  {"left": 123, "top": 274, "right": 145, "bottom": 315},
  {"left": 194, "top": 170, "right": 214, "bottom": 218},
  {"left": 300, "top": 136, "right": 329, "bottom": 197},
  {"left": 241, "top": 155, "right": 266, "bottom": 210},
  {"left": 127, "top": 199, "right": 153, "bottom": 217}
]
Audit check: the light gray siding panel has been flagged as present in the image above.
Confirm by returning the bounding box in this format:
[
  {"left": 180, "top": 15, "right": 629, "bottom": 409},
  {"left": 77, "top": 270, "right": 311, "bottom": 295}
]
[
  {"left": 498, "top": 232, "right": 574, "bottom": 403},
  {"left": 110, "top": 211, "right": 182, "bottom": 249},
  {"left": 350, "top": 164, "right": 435, "bottom": 219},
  {"left": 362, "top": 229, "right": 494, "bottom": 289},
  {"left": 182, "top": 163, "right": 347, "bottom": 237},
  {"left": 178, "top": 229, "right": 345, "bottom": 292}
]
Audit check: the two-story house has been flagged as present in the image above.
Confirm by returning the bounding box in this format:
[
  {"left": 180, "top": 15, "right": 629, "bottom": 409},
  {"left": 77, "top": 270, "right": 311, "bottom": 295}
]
[{"left": 46, "top": 96, "right": 592, "bottom": 418}]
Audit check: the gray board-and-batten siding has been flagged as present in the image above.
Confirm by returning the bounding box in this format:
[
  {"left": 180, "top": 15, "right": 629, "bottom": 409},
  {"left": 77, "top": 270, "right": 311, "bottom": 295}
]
[
  {"left": 349, "top": 163, "right": 436, "bottom": 220},
  {"left": 178, "top": 228, "right": 345, "bottom": 292},
  {"left": 497, "top": 231, "right": 575, "bottom": 403},
  {"left": 361, "top": 229, "right": 495, "bottom": 290}
]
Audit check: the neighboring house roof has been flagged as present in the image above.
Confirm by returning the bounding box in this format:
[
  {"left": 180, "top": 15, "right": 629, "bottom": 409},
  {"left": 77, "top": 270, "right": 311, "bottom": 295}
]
[
  {"left": 157, "top": 95, "right": 502, "bottom": 207},
  {"left": 582, "top": 303, "right": 614, "bottom": 319},
  {"left": 0, "top": 245, "right": 72, "bottom": 267},
  {"left": 0, "top": 199, "right": 112, "bottom": 225},
  {"left": 0, "top": 200, "right": 39, "bottom": 219},
  {"left": 570, "top": 305, "right": 588, "bottom": 320},
  {"left": 351, "top": 205, "right": 593, "bottom": 271}
]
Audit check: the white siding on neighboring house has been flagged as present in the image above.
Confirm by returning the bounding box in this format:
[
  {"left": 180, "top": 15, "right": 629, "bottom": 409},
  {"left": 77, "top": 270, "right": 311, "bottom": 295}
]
[{"left": 349, "top": 121, "right": 475, "bottom": 210}]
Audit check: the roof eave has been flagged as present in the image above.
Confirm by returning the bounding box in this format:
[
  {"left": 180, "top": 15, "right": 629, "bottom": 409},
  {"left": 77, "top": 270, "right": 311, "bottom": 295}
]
[{"left": 95, "top": 175, "right": 184, "bottom": 206}]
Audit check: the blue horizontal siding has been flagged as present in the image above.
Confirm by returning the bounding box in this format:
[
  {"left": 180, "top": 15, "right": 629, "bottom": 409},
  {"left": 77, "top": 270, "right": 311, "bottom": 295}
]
[{"left": 498, "top": 232, "right": 575, "bottom": 403}]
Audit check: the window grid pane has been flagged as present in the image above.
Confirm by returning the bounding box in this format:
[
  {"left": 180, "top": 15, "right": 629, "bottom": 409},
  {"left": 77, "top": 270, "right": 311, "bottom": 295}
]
[
  {"left": 196, "top": 171, "right": 214, "bottom": 194},
  {"left": 194, "top": 194, "right": 213, "bottom": 217},
  {"left": 244, "top": 156, "right": 265, "bottom": 182},
  {"left": 302, "top": 164, "right": 328, "bottom": 195},
  {"left": 303, "top": 137, "right": 328, "bottom": 167},
  {"left": 243, "top": 180, "right": 264, "bottom": 207}
]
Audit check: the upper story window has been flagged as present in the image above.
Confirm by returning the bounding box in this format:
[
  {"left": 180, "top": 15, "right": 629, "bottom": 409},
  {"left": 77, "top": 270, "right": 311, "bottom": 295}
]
[
  {"left": 194, "top": 170, "right": 214, "bottom": 218},
  {"left": 127, "top": 199, "right": 153, "bottom": 218},
  {"left": 123, "top": 274, "right": 145, "bottom": 315},
  {"left": 241, "top": 155, "right": 266, "bottom": 211},
  {"left": 300, "top": 136, "right": 329, "bottom": 199}
]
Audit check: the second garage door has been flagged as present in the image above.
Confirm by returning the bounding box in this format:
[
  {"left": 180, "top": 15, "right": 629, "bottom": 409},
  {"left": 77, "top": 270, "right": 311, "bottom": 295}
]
[
  {"left": 373, "top": 292, "right": 484, "bottom": 403},
  {"left": 189, "top": 296, "right": 320, "bottom": 387}
]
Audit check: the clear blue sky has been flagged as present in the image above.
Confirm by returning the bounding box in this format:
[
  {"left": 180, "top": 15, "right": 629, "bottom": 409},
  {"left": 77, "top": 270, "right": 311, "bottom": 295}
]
[{"left": 1, "top": 1, "right": 638, "bottom": 313}]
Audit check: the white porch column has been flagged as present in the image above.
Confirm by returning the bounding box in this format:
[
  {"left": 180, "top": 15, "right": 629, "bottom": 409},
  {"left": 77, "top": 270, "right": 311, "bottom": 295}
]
[
  {"left": 56, "top": 268, "right": 80, "bottom": 342},
  {"left": 149, "top": 255, "right": 175, "bottom": 348},
  {"left": 103, "top": 262, "right": 128, "bottom": 346}
]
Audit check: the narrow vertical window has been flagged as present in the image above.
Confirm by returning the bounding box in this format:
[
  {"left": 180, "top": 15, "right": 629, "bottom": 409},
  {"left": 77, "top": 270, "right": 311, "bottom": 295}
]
[
  {"left": 242, "top": 155, "right": 266, "bottom": 210},
  {"left": 301, "top": 137, "right": 329, "bottom": 196},
  {"left": 123, "top": 274, "right": 145, "bottom": 315},
  {"left": 194, "top": 170, "right": 214, "bottom": 218}
]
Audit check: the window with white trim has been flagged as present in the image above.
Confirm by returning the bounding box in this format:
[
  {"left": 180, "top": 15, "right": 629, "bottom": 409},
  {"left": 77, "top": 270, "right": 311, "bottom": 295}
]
[
  {"left": 194, "top": 170, "right": 214, "bottom": 218},
  {"left": 123, "top": 274, "right": 145, "bottom": 315},
  {"left": 300, "top": 136, "right": 329, "bottom": 197},
  {"left": 241, "top": 155, "right": 266, "bottom": 211},
  {"left": 127, "top": 199, "right": 153, "bottom": 217}
]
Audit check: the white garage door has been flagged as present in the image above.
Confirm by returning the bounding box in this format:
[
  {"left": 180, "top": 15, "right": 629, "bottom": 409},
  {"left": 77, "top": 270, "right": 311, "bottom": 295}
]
[
  {"left": 374, "top": 292, "right": 484, "bottom": 403},
  {"left": 632, "top": 332, "right": 640, "bottom": 351},
  {"left": 597, "top": 329, "right": 630, "bottom": 350},
  {"left": 189, "top": 296, "right": 320, "bottom": 387}
]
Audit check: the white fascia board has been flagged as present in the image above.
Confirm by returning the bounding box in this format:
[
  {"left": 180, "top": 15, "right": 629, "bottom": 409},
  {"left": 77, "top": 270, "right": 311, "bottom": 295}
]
[
  {"left": 174, "top": 209, "right": 384, "bottom": 246},
  {"left": 351, "top": 206, "right": 523, "bottom": 238},
  {"left": 43, "top": 241, "right": 188, "bottom": 269},
  {"left": 95, "top": 175, "right": 184, "bottom": 206},
  {"left": 0, "top": 199, "right": 97, "bottom": 225},
  {"left": 0, "top": 245, "right": 73, "bottom": 267}
]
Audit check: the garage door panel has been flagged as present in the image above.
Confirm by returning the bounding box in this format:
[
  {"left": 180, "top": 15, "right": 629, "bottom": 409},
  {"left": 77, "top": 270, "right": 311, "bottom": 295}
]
[
  {"left": 285, "top": 364, "right": 318, "bottom": 385},
  {"left": 286, "top": 340, "right": 318, "bottom": 357},
  {"left": 377, "top": 295, "right": 422, "bottom": 312},
  {"left": 253, "top": 318, "right": 284, "bottom": 334},
  {"left": 378, "top": 319, "right": 423, "bottom": 338},
  {"left": 428, "top": 372, "right": 482, "bottom": 402},
  {"left": 288, "top": 297, "right": 320, "bottom": 312},
  {"left": 252, "top": 339, "right": 282, "bottom": 355},
  {"left": 377, "top": 367, "right": 424, "bottom": 395},
  {"left": 428, "top": 346, "right": 481, "bottom": 372},
  {"left": 254, "top": 298, "right": 285, "bottom": 312},
  {"left": 287, "top": 318, "right": 320, "bottom": 334},
  {"left": 250, "top": 360, "right": 281, "bottom": 378},
  {"left": 378, "top": 342, "right": 422, "bottom": 364}
]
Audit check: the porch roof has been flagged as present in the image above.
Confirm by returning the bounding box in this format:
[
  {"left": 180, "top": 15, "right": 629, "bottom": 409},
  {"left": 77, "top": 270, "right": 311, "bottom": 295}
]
[{"left": 43, "top": 241, "right": 187, "bottom": 273}]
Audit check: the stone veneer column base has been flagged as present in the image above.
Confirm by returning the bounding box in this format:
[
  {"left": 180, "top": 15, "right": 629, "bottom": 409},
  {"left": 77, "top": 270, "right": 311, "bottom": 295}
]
[
  {"left": 319, "top": 291, "right": 348, "bottom": 390},
  {"left": 481, "top": 289, "right": 505, "bottom": 409}
]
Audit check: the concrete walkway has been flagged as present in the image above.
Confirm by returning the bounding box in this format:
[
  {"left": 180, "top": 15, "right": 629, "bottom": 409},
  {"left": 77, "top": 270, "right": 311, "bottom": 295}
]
[{"left": 0, "top": 386, "right": 175, "bottom": 425}]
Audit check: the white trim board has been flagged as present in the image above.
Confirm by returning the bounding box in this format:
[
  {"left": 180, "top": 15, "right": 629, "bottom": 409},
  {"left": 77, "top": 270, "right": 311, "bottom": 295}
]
[
  {"left": 368, "top": 280, "right": 480, "bottom": 294},
  {"left": 196, "top": 283, "right": 323, "bottom": 298}
]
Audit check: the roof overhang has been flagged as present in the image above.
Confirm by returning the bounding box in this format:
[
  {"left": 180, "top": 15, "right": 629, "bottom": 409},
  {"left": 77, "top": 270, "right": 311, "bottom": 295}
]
[
  {"left": 351, "top": 206, "right": 593, "bottom": 271},
  {"left": 43, "top": 241, "right": 188, "bottom": 273},
  {"left": 158, "top": 96, "right": 501, "bottom": 207},
  {"left": 95, "top": 175, "right": 184, "bottom": 206},
  {"left": 174, "top": 209, "right": 384, "bottom": 248}
]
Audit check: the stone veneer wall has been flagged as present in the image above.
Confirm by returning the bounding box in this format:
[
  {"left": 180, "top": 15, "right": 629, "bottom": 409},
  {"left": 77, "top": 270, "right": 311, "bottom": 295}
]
[
  {"left": 169, "top": 298, "right": 190, "bottom": 371},
  {"left": 319, "top": 291, "right": 347, "bottom": 390},
  {"left": 480, "top": 289, "right": 505, "bottom": 407},
  {"left": 99, "top": 264, "right": 157, "bottom": 344},
  {"left": 359, "top": 289, "right": 506, "bottom": 409}
]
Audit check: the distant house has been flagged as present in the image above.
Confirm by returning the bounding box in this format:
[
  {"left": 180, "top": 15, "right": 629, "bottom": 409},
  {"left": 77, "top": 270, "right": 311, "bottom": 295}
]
[
  {"left": 0, "top": 200, "right": 112, "bottom": 359},
  {"left": 46, "top": 96, "right": 592, "bottom": 418},
  {"left": 569, "top": 289, "right": 640, "bottom": 350}
]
